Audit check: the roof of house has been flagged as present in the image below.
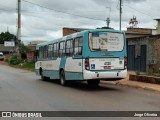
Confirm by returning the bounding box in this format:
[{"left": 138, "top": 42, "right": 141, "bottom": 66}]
[
  {"left": 28, "top": 46, "right": 36, "bottom": 51},
  {"left": 125, "top": 31, "right": 151, "bottom": 39},
  {"left": 154, "top": 18, "right": 160, "bottom": 21},
  {"left": 28, "top": 41, "right": 46, "bottom": 46}
]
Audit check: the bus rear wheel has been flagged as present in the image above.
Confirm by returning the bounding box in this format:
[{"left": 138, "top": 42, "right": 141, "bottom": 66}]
[
  {"left": 60, "top": 70, "right": 67, "bottom": 86},
  {"left": 87, "top": 80, "right": 100, "bottom": 86}
]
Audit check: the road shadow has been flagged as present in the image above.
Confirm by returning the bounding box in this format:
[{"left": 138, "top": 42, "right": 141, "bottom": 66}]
[
  {"left": 67, "top": 81, "right": 120, "bottom": 92},
  {"left": 38, "top": 78, "right": 121, "bottom": 92}
]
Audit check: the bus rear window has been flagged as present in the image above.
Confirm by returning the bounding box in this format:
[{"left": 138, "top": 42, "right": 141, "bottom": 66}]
[{"left": 89, "top": 32, "right": 124, "bottom": 52}]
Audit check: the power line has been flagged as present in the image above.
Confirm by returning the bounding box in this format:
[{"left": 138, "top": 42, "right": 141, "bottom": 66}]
[
  {"left": 22, "top": 12, "right": 41, "bottom": 18},
  {"left": 21, "top": 9, "right": 106, "bottom": 17},
  {"left": 0, "top": 8, "right": 16, "bottom": 12},
  {"left": 116, "top": 0, "right": 120, "bottom": 9},
  {"left": 123, "top": 4, "right": 153, "bottom": 17},
  {"left": 22, "top": 12, "right": 100, "bottom": 26},
  {"left": 22, "top": 0, "right": 104, "bottom": 21}
]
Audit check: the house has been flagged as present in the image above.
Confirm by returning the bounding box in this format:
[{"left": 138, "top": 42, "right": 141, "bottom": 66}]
[
  {"left": 0, "top": 44, "right": 15, "bottom": 55},
  {"left": 26, "top": 41, "right": 46, "bottom": 62},
  {"left": 127, "top": 33, "right": 160, "bottom": 72},
  {"left": 126, "top": 19, "right": 160, "bottom": 72}
]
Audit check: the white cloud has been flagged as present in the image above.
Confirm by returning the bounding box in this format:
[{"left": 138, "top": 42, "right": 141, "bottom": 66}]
[{"left": 0, "top": 0, "right": 159, "bottom": 43}]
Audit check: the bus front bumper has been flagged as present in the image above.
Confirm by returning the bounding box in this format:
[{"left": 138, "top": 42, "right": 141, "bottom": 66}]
[{"left": 83, "top": 69, "right": 127, "bottom": 80}]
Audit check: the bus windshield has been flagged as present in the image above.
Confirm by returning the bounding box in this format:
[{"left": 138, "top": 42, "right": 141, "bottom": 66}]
[{"left": 89, "top": 32, "right": 124, "bottom": 52}]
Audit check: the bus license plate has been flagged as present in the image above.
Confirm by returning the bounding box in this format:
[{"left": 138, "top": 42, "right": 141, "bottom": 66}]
[{"left": 104, "top": 66, "right": 111, "bottom": 69}]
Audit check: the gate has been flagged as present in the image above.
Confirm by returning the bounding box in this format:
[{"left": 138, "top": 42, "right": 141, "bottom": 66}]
[
  {"left": 140, "top": 45, "right": 147, "bottom": 72},
  {"left": 127, "top": 45, "right": 135, "bottom": 70}
]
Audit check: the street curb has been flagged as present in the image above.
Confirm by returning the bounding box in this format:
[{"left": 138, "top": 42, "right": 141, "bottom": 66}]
[
  {"left": 117, "top": 82, "right": 160, "bottom": 93},
  {"left": 100, "top": 81, "right": 160, "bottom": 93}
]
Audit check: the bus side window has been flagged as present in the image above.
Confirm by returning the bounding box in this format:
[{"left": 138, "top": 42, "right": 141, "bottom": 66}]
[
  {"left": 53, "top": 43, "right": 58, "bottom": 58},
  {"left": 39, "top": 47, "right": 42, "bottom": 59},
  {"left": 48, "top": 44, "right": 52, "bottom": 59},
  {"left": 42, "top": 46, "right": 44, "bottom": 59},
  {"left": 66, "top": 39, "right": 73, "bottom": 57},
  {"left": 44, "top": 45, "right": 48, "bottom": 59},
  {"left": 35, "top": 49, "right": 39, "bottom": 61},
  {"left": 74, "top": 37, "right": 83, "bottom": 56},
  {"left": 59, "top": 41, "right": 65, "bottom": 57},
  {"left": 55, "top": 43, "right": 59, "bottom": 57}
]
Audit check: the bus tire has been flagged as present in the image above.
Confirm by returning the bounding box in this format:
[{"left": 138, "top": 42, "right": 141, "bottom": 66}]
[
  {"left": 87, "top": 80, "right": 100, "bottom": 86},
  {"left": 60, "top": 70, "right": 67, "bottom": 86}
]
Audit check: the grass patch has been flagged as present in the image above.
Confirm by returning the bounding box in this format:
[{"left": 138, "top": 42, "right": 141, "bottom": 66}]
[
  {"left": 6, "top": 55, "right": 35, "bottom": 72},
  {"left": 20, "top": 62, "right": 35, "bottom": 71},
  {"left": 8, "top": 62, "right": 35, "bottom": 71}
]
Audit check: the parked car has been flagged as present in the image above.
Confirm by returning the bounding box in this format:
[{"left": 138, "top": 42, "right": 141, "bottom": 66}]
[{"left": 0, "top": 52, "right": 4, "bottom": 60}]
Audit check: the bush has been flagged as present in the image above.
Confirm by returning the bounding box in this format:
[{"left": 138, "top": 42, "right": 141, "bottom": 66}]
[{"left": 9, "top": 55, "right": 21, "bottom": 65}]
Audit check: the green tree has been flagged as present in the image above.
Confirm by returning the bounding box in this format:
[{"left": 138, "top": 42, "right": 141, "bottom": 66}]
[
  {"left": 18, "top": 43, "right": 31, "bottom": 60},
  {"left": 19, "top": 43, "right": 30, "bottom": 60},
  {"left": 0, "top": 32, "right": 17, "bottom": 44},
  {"left": 19, "top": 43, "right": 30, "bottom": 53}
]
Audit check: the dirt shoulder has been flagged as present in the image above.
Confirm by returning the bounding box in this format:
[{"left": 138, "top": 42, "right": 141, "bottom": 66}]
[{"left": 0, "top": 60, "right": 8, "bottom": 65}]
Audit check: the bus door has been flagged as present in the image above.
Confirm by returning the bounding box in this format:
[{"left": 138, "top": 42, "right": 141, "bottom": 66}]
[{"left": 65, "top": 37, "right": 83, "bottom": 80}]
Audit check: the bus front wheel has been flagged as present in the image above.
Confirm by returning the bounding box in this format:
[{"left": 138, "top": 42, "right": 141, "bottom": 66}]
[{"left": 60, "top": 70, "right": 67, "bottom": 86}]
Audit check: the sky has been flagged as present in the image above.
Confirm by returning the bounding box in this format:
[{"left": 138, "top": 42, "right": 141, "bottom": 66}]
[{"left": 0, "top": 0, "right": 159, "bottom": 44}]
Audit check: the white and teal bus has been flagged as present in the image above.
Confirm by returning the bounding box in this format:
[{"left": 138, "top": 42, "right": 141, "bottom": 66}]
[{"left": 35, "top": 29, "right": 127, "bottom": 86}]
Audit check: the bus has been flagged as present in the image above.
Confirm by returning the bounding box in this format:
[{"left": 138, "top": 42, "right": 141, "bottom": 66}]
[{"left": 35, "top": 29, "right": 127, "bottom": 86}]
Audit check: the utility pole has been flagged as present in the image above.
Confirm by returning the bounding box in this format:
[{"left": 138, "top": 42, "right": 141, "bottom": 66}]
[
  {"left": 120, "top": 0, "right": 122, "bottom": 30},
  {"left": 17, "top": 0, "right": 21, "bottom": 42}
]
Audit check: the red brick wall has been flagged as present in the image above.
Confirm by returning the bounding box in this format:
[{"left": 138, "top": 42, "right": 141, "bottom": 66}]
[{"left": 26, "top": 52, "right": 35, "bottom": 62}]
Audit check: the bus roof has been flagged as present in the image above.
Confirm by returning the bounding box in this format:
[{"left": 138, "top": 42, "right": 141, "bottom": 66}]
[{"left": 36, "top": 29, "right": 124, "bottom": 47}]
